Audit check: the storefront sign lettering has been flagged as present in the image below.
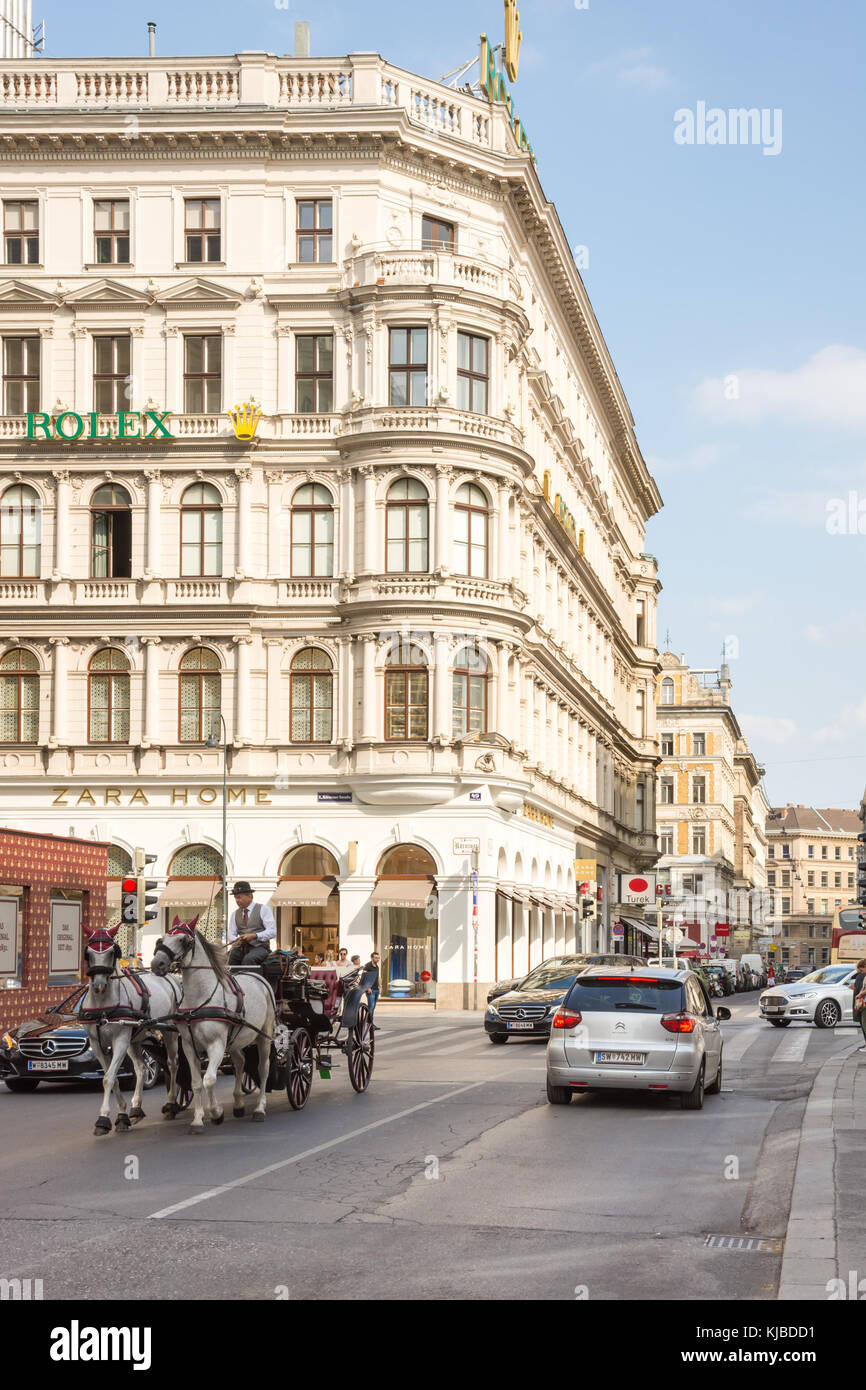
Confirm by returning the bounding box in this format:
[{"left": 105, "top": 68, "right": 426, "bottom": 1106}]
[
  {"left": 27, "top": 410, "right": 174, "bottom": 441},
  {"left": 479, "top": 34, "right": 534, "bottom": 160},
  {"left": 522, "top": 803, "right": 554, "bottom": 829},
  {"left": 51, "top": 785, "right": 274, "bottom": 807},
  {"left": 49, "top": 899, "right": 81, "bottom": 976}
]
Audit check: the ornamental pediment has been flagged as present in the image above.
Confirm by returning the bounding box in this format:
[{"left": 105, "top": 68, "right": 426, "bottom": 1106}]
[
  {"left": 155, "top": 277, "right": 243, "bottom": 308},
  {"left": 64, "top": 278, "right": 152, "bottom": 307},
  {"left": 0, "top": 279, "right": 61, "bottom": 309}
]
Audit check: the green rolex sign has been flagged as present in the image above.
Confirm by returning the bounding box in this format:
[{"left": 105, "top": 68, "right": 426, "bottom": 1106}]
[{"left": 26, "top": 410, "right": 174, "bottom": 441}]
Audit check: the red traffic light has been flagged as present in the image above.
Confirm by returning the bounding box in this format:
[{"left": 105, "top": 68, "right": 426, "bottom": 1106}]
[{"left": 121, "top": 878, "right": 137, "bottom": 892}]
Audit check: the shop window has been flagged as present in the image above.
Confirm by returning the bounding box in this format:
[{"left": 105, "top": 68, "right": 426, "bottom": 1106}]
[
  {"left": 378, "top": 844, "right": 437, "bottom": 876},
  {"left": 90, "top": 483, "right": 132, "bottom": 579},
  {"left": 280, "top": 844, "right": 339, "bottom": 877},
  {"left": 167, "top": 843, "right": 224, "bottom": 944}
]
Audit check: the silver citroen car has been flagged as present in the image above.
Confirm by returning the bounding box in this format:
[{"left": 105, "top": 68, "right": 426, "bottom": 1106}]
[{"left": 546, "top": 966, "right": 730, "bottom": 1110}]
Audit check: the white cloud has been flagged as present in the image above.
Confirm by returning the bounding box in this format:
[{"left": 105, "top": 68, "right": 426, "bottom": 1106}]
[
  {"left": 812, "top": 697, "right": 866, "bottom": 744},
  {"left": 584, "top": 47, "right": 671, "bottom": 93},
  {"left": 804, "top": 625, "right": 826, "bottom": 642},
  {"left": 748, "top": 490, "right": 830, "bottom": 525},
  {"left": 693, "top": 346, "right": 866, "bottom": 429},
  {"left": 739, "top": 714, "right": 797, "bottom": 746}
]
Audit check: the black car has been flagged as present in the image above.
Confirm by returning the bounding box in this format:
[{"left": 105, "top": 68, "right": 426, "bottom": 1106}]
[
  {"left": 485, "top": 955, "right": 646, "bottom": 1042},
  {"left": 486, "top": 953, "right": 645, "bottom": 1006},
  {"left": 781, "top": 968, "right": 808, "bottom": 985},
  {"left": 1, "top": 999, "right": 163, "bottom": 1093}
]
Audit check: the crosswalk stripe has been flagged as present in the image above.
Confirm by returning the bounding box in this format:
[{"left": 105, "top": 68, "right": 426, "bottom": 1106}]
[
  {"left": 428, "top": 1033, "right": 498, "bottom": 1056},
  {"left": 721, "top": 1024, "right": 765, "bottom": 1063},
  {"left": 770, "top": 1028, "right": 812, "bottom": 1064},
  {"left": 375, "top": 1025, "right": 467, "bottom": 1054}
]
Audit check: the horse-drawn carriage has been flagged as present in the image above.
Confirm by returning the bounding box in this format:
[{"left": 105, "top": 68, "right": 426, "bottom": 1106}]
[{"left": 240, "top": 950, "right": 376, "bottom": 1109}]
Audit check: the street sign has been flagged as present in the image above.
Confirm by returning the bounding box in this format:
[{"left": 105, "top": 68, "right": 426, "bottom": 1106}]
[
  {"left": 454, "top": 837, "right": 481, "bottom": 855},
  {"left": 574, "top": 858, "right": 596, "bottom": 883},
  {"left": 612, "top": 923, "right": 624, "bottom": 938},
  {"left": 618, "top": 874, "right": 656, "bottom": 906},
  {"left": 469, "top": 791, "right": 482, "bottom": 801},
  {"left": 579, "top": 882, "right": 589, "bottom": 894},
  {"left": 318, "top": 792, "right": 352, "bottom": 803}
]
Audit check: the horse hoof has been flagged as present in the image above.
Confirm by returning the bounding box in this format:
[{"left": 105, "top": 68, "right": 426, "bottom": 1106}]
[
  {"left": 115, "top": 1115, "right": 131, "bottom": 1132},
  {"left": 93, "top": 1118, "right": 111, "bottom": 1136},
  {"left": 251, "top": 1111, "right": 265, "bottom": 1123},
  {"left": 188, "top": 1124, "right": 205, "bottom": 1135},
  {"left": 233, "top": 1107, "right": 245, "bottom": 1118},
  {"left": 162, "top": 1103, "right": 179, "bottom": 1120},
  {"left": 129, "top": 1108, "right": 145, "bottom": 1123}
]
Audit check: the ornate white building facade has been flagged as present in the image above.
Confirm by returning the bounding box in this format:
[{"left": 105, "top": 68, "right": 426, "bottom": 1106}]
[{"left": 0, "top": 49, "right": 662, "bottom": 1006}]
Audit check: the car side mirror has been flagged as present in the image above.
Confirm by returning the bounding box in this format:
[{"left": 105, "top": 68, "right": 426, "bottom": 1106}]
[{"left": 715, "top": 1006, "right": 731, "bottom": 1021}]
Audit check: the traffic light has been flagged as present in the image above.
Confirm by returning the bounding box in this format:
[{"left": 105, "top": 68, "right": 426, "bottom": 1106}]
[
  {"left": 134, "top": 847, "right": 159, "bottom": 930},
  {"left": 581, "top": 897, "right": 595, "bottom": 920},
  {"left": 120, "top": 878, "right": 138, "bottom": 928}
]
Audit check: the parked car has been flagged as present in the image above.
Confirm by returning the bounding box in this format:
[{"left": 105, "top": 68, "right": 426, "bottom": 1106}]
[
  {"left": 647, "top": 956, "right": 694, "bottom": 972},
  {"left": 781, "top": 968, "right": 808, "bottom": 985},
  {"left": 546, "top": 966, "right": 730, "bottom": 1110},
  {"left": 486, "top": 954, "right": 645, "bottom": 1007},
  {"left": 759, "top": 964, "right": 858, "bottom": 1029},
  {"left": 485, "top": 956, "right": 646, "bottom": 1042},
  {"left": 0, "top": 999, "right": 164, "bottom": 1092}
]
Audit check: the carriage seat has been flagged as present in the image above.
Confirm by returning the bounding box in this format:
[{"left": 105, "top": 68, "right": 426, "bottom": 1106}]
[{"left": 308, "top": 968, "right": 341, "bottom": 1019}]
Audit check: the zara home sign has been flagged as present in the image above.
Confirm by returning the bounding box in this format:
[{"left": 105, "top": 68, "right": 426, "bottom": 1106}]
[{"left": 26, "top": 410, "right": 174, "bottom": 441}]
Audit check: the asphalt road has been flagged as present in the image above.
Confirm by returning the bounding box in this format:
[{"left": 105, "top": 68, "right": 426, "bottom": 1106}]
[{"left": 1, "top": 991, "right": 861, "bottom": 1301}]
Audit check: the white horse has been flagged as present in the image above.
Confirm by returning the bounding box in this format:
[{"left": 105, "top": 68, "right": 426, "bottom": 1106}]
[
  {"left": 150, "top": 916, "right": 276, "bottom": 1133},
  {"left": 80, "top": 923, "right": 184, "bottom": 1137}
]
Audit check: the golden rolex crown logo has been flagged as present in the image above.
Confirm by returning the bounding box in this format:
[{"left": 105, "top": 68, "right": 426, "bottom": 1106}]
[
  {"left": 227, "top": 401, "right": 263, "bottom": 441},
  {"left": 504, "top": 0, "right": 522, "bottom": 82}
]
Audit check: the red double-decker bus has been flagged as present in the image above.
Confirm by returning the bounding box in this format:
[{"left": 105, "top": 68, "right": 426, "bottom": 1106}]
[{"left": 830, "top": 904, "right": 866, "bottom": 964}]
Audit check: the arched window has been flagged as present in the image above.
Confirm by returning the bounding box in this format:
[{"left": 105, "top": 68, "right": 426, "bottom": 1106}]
[
  {"left": 90, "top": 483, "right": 132, "bottom": 579},
  {"left": 661, "top": 677, "right": 675, "bottom": 706},
  {"left": 385, "top": 641, "right": 427, "bottom": 741},
  {"left": 167, "top": 843, "right": 224, "bottom": 944},
  {"left": 290, "top": 648, "right": 333, "bottom": 743},
  {"left": 88, "top": 648, "right": 130, "bottom": 744},
  {"left": 107, "top": 845, "right": 134, "bottom": 954},
  {"left": 179, "top": 647, "right": 220, "bottom": 742},
  {"left": 0, "top": 648, "right": 38, "bottom": 743},
  {"left": 386, "top": 478, "right": 428, "bottom": 573},
  {"left": 0, "top": 484, "right": 40, "bottom": 578},
  {"left": 291, "top": 483, "right": 334, "bottom": 577},
  {"left": 180, "top": 483, "right": 222, "bottom": 577},
  {"left": 454, "top": 482, "right": 488, "bottom": 577},
  {"left": 377, "top": 843, "right": 437, "bottom": 876},
  {"left": 452, "top": 644, "right": 488, "bottom": 738},
  {"left": 280, "top": 844, "right": 339, "bottom": 877}
]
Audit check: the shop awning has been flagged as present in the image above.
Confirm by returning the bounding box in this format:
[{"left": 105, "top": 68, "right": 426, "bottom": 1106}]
[
  {"left": 270, "top": 879, "right": 334, "bottom": 908},
  {"left": 370, "top": 878, "right": 434, "bottom": 909},
  {"left": 619, "top": 915, "right": 658, "bottom": 942},
  {"left": 159, "top": 879, "right": 220, "bottom": 907}
]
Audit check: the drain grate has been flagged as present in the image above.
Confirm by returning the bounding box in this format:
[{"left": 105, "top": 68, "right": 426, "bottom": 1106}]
[{"left": 704, "top": 1233, "right": 784, "bottom": 1254}]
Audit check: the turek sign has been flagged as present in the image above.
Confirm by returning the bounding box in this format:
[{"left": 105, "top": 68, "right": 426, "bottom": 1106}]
[
  {"left": 618, "top": 874, "right": 656, "bottom": 906},
  {"left": 26, "top": 410, "right": 174, "bottom": 440}
]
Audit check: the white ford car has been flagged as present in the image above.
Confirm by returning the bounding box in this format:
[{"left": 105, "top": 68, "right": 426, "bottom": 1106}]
[{"left": 759, "top": 964, "right": 858, "bottom": 1029}]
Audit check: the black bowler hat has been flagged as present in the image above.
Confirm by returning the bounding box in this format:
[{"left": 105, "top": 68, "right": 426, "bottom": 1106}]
[{"left": 231, "top": 881, "right": 252, "bottom": 896}]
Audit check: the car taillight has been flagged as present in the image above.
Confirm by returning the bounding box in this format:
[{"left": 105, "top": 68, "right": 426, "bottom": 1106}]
[
  {"left": 552, "top": 1009, "right": 582, "bottom": 1029},
  {"left": 660, "top": 1012, "right": 697, "bottom": 1034}
]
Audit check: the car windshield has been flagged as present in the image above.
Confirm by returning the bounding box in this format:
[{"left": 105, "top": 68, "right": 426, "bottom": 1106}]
[
  {"left": 798, "top": 966, "right": 851, "bottom": 985},
  {"left": 566, "top": 976, "right": 684, "bottom": 1013},
  {"left": 519, "top": 965, "right": 583, "bottom": 991}
]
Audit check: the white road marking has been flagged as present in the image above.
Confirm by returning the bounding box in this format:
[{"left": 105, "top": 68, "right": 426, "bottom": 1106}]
[
  {"left": 721, "top": 1024, "right": 765, "bottom": 1063},
  {"left": 375, "top": 1025, "right": 467, "bottom": 1053},
  {"left": 770, "top": 1028, "right": 812, "bottom": 1064},
  {"left": 430, "top": 1033, "right": 504, "bottom": 1056},
  {"left": 149, "top": 1078, "right": 489, "bottom": 1219}
]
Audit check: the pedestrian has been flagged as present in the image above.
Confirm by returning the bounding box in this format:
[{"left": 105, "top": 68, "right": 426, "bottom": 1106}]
[
  {"left": 767, "top": 961, "right": 775, "bottom": 986},
  {"left": 337, "top": 947, "right": 349, "bottom": 968},
  {"left": 227, "top": 881, "right": 276, "bottom": 967},
  {"left": 851, "top": 957, "right": 866, "bottom": 1051},
  {"left": 350, "top": 954, "right": 361, "bottom": 966},
  {"left": 364, "top": 951, "right": 381, "bottom": 1027}
]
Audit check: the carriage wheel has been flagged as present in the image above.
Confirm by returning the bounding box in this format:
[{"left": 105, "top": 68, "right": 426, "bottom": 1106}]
[
  {"left": 346, "top": 1004, "right": 374, "bottom": 1093},
  {"left": 286, "top": 1028, "right": 314, "bottom": 1110}
]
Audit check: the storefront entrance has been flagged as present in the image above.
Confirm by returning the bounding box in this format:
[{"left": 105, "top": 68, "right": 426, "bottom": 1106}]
[
  {"left": 272, "top": 844, "right": 339, "bottom": 960},
  {"left": 372, "top": 844, "right": 438, "bottom": 999}
]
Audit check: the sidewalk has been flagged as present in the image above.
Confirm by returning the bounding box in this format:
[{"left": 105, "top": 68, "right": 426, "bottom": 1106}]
[{"left": 778, "top": 1040, "right": 866, "bottom": 1299}]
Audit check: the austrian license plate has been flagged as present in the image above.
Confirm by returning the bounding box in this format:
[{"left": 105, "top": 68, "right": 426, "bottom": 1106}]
[
  {"left": 594, "top": 1051, "right": 645, "bottom": 1065},
  {"left": 27, "top": 1060, "right": 68, "bottom": 1072},
  {"left": 506, "top": 1021, "right": 536, "bottom": 1030}
]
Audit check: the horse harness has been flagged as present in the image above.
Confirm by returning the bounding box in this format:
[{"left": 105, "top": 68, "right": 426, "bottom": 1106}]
[
  {"left": 154, "top": 934, "right": 275, "bottom": 1053},
  {"left": 80, "top": 967, "right": 182, "bottom": 1037}
]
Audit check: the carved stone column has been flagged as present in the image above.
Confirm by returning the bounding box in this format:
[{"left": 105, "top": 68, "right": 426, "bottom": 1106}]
[
  {"left": 362, "top": 466, "right": 377, "bottom": 575},
  {"left": 49, "top": 636, "right": 69, "bottom": 745},
  {"left": 143, "top": 469, "right": 162, "bottom": 578},
  {"left": 264, "top": 638, "right": 283, "bottom": 743},
  {"left": 51, "top": 469, "right": 70, "bottom": 579},
  {"left": 142, "top": 636, "right": 161, "bottom": 746},
  {"left": 435, "top": 464, "right": 451, "bottom": 572},
  {"left": 235, "top": 467, "right": 253, "bottom": 578},
  {"left": 359, "top": 634, "right": 377, "bottom": 741},
  {"left": 233, "top": 634, "right": 254, "bottom": 744}
]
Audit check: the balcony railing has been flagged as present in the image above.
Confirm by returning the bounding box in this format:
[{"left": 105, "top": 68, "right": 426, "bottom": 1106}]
[
  {"left": 0, "top": 54, "right": 501, "bottom": 155},
  {"left": 345, "top": 246, "right": 511, "bottom": 299}
]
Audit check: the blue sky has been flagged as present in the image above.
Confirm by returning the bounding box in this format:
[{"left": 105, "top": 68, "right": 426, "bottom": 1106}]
[{"left": 40, "top": 0, "right": 866, "bottom": 807}]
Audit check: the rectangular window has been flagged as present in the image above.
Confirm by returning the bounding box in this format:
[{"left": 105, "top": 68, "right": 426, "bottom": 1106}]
[
  {"left": 807, "top": 899, "right": 814, "bottom": 914},
  {"left": 768, "top": 845, "right": 775, "bottom": 858},
  {"left": 385, "top": 670, "right": 428, "bottom": 741},
  {"left": 782, "top": 845, "right": 790, "bottom": 858},
  {"left": 781, "top": 870, "right": 790, "bottom": 887},
  {"left": 821, "top": 872, "right": 828, "bottom": 888},
  {"left": 421, "top": 215, "right": 455, "bottom": 251},
  {"left": 660, "top": 777, "right": 674, "bottom": 805},
  {"left": 389, "top": 327, "right": 428, "bottom": 407},
  {"left": 183, "top": 335, "right": 222, "bottom": 413},
  {"left": 295, "top": 334, "right": 333, "bottom": 413},
  {"left": 692, "top": 733, "right": 706, "bottom": 756},
  {"left": 4, "top": 200, "right": 38, "bottom": 265},
  {"left": 297, "top": 199, "right": 333, "bottom": 263},
  {"left": 94, "top": 199, "right": 130, "bottom": 264},
  {"left": 782, "top": 898, "right": 790, "bottom": 915},
  {"left": 636, "top": 598, "right": 646, "bottom": 646},
  {"left": 692, "top": 775, "right": 706, "bottom": 804},
  {"left": 636, "top": 689, "right": 646, "bottom": 739},
  {"left": 821, "top": 899, "right": 828, "bottom": 915},
  {"left": 185, "top": 198, "right": 221, "bottom": 263},
  {"left": 93, "top": 337, "right": 131, "bottom": 413},
  {"left": 767, "top": 871, "right": 776, "bottom": 887},
  {"left": 834, "top": 873, "right": 841, "bottom": 888},
  {"left": 456, "top": 332, "right": 489, "bottom": 414},
  {"left": 848, "top": 874, "right": 854, "bottom": 889},
  {"left": 809, "top": 923, "right": 815, "bottom": 938},
  {"left": 692, "top": 827, "right": 706, "bottom": 855},
  {"left": 807, "top": 871, "right": 814, "bottom": 886},
  {"left": 821, "top": 845, "right": 827, "bottom": 858},
  {"left": 821, "top": 948, "right": 829, "bottom": 964},
  {"left": 807, "top": 844, "right": 814, "bottom": 858},
  {"left": 658, "top": 825, "right": 674, "bottom": 856},
  {"left": 660, "top": 733, "right": 673, "bottom": 757},
  {"left": 2, "top": 337, "right": 39, "bottom": 413}
]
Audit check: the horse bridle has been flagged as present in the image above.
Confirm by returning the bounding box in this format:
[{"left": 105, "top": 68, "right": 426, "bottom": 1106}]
[{"left": 85, "top": 942, "right": 122, "bottom": 979}]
